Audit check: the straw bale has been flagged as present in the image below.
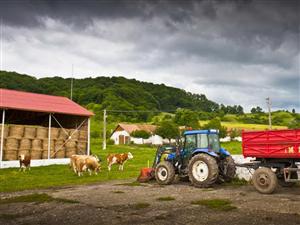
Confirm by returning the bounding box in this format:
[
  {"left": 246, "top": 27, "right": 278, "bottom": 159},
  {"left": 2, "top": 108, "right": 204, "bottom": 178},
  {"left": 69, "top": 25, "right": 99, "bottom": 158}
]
[
  {"left": 32, "top": 139, "right": 42, "bottom": 150},
  {"left": 79, "top": 130, "right": 87, "bottom": 140},
  {"left": 42, "top": 140, "right": 55, "bottom": 150},
  {"left": 36, "top": 127, "right": 48, "bottom": 139},
  {"left": 3, "top": 149, "right": 18, "bottom": 160},
  {"left": 77, "top": 141, "right": 87, "bottom": 154},
  {"left": 69, "top": 129, "right": 79, "bottom": 140},
  {"left": 55, "top": 150, "right": 65, "bottom": 158},
  {"left": 9, "top": 125, "right": 24, "bottom": 139},
  {"left": 58, "top": 128, "right": 69, "bottom": 140},
  {"left": 19, "top": 139, "right": 31, "bottom": 149},
  {"left": 65, "top": 148, "right": 77, "bottom": 158},
  {"left": 31, "top": 149, "right": 42, "bottom": 159},
  {"left": 5, "top": 138, "right": 19, "bottom": 150},
  {"left": 65, "top": 141, "right": 77, "bottom": 148},
  {"left": 50, "top": 128, "right": 59, "bottom": 139},
  {"left": 18, "top": 149, "right": 30, "bottom": 157},
  {"left": 24, "top": 126, "right": 36, "bottom": 139},
  {"left": 0, "top": 125, "right": 9, "bottom": 138}
]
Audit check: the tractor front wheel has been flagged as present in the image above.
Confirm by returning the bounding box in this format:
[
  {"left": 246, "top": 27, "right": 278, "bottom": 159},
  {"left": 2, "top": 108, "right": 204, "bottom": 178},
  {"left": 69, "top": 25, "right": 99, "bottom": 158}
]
[
  {"left": 188, "top": 154, "right": 219, "bottom": 188},
  {"left": 252, "top": 167, "right": 278, "bottom": 194},
  {"left": 155, "top": 161, "right": 175, "bottom": 185}
]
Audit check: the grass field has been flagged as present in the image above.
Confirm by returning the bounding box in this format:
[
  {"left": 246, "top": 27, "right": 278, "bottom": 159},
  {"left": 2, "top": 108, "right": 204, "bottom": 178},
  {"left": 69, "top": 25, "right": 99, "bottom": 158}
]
[
  {"left": 0, "top": 140, "right": 242, "bottom": 192},
  {"left": 199, "top": 121, "right": 287, "bottom": 130},
  {"left": 0, "top": 144, "right": 156, "bottom": 192}
]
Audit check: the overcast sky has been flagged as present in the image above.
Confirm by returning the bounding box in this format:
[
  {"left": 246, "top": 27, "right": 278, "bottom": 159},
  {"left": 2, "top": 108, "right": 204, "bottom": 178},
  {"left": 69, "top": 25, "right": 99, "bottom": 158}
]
[{"left": 0, "top": 0, "right": 299, "bottom": 112}]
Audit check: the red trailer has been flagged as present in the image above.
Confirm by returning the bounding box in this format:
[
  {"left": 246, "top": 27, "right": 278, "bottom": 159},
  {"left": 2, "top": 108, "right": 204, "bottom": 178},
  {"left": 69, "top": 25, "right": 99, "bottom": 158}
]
[{"left": 240, "top": 129, "right": 300, "bottom": 194}]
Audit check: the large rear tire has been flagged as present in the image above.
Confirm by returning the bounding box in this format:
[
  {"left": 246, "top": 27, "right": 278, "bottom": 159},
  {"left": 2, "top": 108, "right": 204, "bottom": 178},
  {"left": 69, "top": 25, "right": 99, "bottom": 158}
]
[
  {"left": 155, "top": 161, "right": 175, "bottom": 185},
  {"left": 188, "top": 154, "right": 219, "bottom": 188},
  {"left": 218, "top": 156, "right": 236, "bottom": 183},
  {"left": 252, "top": 167, "right": 278, "bottom": 194}
]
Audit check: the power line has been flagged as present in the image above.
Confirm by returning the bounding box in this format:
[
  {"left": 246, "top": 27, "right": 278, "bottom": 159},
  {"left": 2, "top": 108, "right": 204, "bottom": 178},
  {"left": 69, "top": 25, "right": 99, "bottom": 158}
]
[{"left": 105, "top": 110, "right": 177, "bottom": 113}]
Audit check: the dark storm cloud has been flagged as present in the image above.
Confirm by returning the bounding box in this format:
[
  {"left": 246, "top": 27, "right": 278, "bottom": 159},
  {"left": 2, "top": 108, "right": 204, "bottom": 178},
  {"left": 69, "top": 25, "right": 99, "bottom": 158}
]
[{"left": 0, "top": 0, "right": 299, "bottom": 111}]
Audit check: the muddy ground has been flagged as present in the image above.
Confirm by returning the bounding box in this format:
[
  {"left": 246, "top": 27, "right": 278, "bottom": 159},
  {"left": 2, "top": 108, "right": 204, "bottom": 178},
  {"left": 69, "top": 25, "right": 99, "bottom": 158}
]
[{"left": 1, "top": 179, "right": 300, "bottom": 225}]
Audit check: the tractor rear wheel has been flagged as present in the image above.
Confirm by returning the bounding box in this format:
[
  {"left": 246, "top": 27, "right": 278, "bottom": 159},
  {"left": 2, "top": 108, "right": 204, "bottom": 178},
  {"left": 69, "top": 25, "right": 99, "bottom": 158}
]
[
  {"left": 218, "top": 156, "right": 236, "bottom": 183},
  {"left": 155, "top": 161, "right": 175, "bottom": 185},
  {"left": 252, "top": 167, "right": 278, "bottom": 194},
  {"left": 188, "top": 154, "right": 219, "bottom": 188}
]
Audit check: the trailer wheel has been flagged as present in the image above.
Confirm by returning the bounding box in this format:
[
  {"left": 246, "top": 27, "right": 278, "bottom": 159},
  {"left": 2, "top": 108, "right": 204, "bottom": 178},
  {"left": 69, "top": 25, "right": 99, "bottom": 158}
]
[
  {"left": 155, "top": 161, "right": 175, "bottom": 185},
  {"left": 252, "top": 167, "right": 278, "bottom": 194},
  {"left": 188, "top": 154, "right": 219, "bottom": 188}
]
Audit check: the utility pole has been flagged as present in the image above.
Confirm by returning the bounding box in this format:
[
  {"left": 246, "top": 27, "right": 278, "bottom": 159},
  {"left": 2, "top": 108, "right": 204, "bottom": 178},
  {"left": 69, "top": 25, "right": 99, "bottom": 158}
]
[
  {"left": 0, "top": 17, "right": 3, "bottom": 71},
  {"left": 70, "top": 64, "right": 74, "bottom": 100},
  {"left": 103, "top": 109, "right": 107, "bottom": 150},
  {"left": 266, "top": 97, "right": 272, "bottom": 130}
]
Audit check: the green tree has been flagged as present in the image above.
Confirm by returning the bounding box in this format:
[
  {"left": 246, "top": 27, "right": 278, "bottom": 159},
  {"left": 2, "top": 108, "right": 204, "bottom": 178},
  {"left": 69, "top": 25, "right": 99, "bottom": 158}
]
[
  {"left": 174, "top": 109, "right": 199, "bottom": 129},
  {"left": 155, "top": 121, "right": 180, "bottom": 142},
  {"left": 131, "top": 130, "right": 151, "bottom": 139},
  {"left": 201, "top": 118, "right": 227, "bottom": 138}
]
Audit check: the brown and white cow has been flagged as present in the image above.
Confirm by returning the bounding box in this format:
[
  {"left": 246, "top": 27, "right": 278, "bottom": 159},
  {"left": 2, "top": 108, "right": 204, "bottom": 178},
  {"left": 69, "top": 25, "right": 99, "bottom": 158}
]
[
  {"left": 107, "top": 152, "right": 133, "bottom": 171},
  {"left": 70, "top": 155, "right": 101, "bottom": 176},
  {"left": 19, "top": 154, "right": 31, "bottom": 172}
]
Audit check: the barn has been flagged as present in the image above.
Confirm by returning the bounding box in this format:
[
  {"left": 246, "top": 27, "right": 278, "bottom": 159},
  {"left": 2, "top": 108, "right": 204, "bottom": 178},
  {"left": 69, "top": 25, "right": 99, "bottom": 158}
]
[
  {"left": 110, "top": 123, "right": 170, "bottom": 145},
  {"left": 0, "top": 88, "right": 94, "bottom": 168}
]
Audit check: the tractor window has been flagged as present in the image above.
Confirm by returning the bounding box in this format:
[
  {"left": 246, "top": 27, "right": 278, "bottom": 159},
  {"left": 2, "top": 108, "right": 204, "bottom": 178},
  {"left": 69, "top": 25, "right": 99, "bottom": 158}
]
[
  {"left": 197, "top": 134, "right": 208, "bottom": 148},
  {"left": 184, "top": 134, "right": 196, "bottom": 151},
  {"left": 208, "top": 134, "right": 220, "bottom": 152}
]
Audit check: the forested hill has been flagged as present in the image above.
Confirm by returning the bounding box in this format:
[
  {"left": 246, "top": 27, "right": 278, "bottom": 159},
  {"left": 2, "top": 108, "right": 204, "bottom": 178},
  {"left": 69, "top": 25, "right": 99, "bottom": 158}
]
[{"left": 0, "top": 70, "right": 242, "bottom": 113}]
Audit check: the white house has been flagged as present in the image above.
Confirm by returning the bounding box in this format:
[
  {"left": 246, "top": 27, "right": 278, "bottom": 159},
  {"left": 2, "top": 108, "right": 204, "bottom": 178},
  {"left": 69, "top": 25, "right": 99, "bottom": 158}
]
[{"left": 110, "top": 123, "right": 171, "bottom": 145}]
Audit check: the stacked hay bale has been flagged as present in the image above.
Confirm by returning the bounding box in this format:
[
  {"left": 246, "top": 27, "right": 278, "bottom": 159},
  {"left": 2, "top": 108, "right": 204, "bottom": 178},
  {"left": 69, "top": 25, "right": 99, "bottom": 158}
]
[
  {"left": 1, "top": 124, "right": 88, "bottom": 161},
  {"left": 4, "top": 125, "right": 24, "bottom": 160},
  {"left": 54, "top": 128, "right": 68, "bottom": 158},
  {"left": 65, "top": 129, "right": 79, "bottom": 158},
  {"left": 77, "top": 129, "right": 87, "bottom": 154}
]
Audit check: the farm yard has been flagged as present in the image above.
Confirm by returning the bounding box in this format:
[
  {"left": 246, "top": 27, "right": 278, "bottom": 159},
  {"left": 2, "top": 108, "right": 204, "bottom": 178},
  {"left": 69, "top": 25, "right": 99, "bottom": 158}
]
[{"left": 0, "top": 179, "right": 300, "bottom": 225}]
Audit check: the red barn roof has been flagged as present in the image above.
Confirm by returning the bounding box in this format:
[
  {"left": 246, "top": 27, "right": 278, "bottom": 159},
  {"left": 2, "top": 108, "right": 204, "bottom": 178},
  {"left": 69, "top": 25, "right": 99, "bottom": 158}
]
[{"left": 0, "top": 89, "right": 93, "bottom": 117}]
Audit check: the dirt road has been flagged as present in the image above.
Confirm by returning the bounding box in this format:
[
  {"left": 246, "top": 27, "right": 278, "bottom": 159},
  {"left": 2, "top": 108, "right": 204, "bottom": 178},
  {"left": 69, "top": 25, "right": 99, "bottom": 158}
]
[{"left": 1, "top": 180, "right": 300, "bottom": 225}]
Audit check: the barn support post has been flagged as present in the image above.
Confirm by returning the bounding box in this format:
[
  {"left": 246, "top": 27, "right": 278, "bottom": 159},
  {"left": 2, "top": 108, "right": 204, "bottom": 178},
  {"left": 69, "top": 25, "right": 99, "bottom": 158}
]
[
  {"left": 48, "top": 113, "right": 52, "bottom": 159},
  {"left": 0, "top": 109, "right": 5, "bottom": 168},
  {"left": 87, "top": 117, "right": 90, "bottom": 155}
]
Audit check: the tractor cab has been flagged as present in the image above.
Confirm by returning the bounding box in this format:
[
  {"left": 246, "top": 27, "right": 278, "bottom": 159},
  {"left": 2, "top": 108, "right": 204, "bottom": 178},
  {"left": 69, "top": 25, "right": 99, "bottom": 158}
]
[
  {"left": 184, "top": 129, "right": 221, "bottom": 153},
  {"left": 182, "top": 129, "right": 230, "bottom": 159}
]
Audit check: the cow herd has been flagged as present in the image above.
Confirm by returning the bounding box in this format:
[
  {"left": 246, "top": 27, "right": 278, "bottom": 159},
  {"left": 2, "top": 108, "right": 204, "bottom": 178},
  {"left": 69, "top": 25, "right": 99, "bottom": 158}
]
[{"left": 18, "top": 152, "right": 134, "bottom": 176}]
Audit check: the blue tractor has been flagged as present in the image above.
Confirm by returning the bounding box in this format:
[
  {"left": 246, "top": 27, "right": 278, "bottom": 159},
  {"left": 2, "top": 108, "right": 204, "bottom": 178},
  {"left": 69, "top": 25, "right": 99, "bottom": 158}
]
[{"left": 154, "top": 129, "right": 236, "bottom": 187}]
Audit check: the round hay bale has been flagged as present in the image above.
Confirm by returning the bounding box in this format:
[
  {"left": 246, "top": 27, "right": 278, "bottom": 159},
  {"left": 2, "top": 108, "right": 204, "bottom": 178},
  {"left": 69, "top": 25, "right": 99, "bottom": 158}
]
[
  {"left": 69, "top": 129, "right": 79, "bottom": 140},
  {"left": 77, "top": 141, "right": 87, "bottom": 154},
  {"left": 32, "top": 139, "right": 42, "bottom": 150},
  {"left": 31, "top": 149, "right": 42, "bottom": 159},
  {"left": 42, "top": 140, "right": 55, "bottom": 150},
  {"left": 24, "top": 126, "right": 36, "bottom": 139},
  {"left": 55, "top": 149, "right": 65, "bottom": 158},
  {"left": 0, "top": 125, "right": 9, "bottom": 138},
  {"left": 79, "top": 130, "right": 87, "bottom": 140},
  {"left": 50, "top": 128, "right": 59, "bottom": 139},
  {"left": 9, "top": 125, "right": 24, "bottom": 139},
  {"left": 19, "top": 139, "right": 31, "bottom": 149},
  {"left": 18, "top": 149, "right": 30, "bottom": 157},
  {"left": 58, "top": 128, "right": 69, "bottom": 140},
  {"left": 65, "top": 141, "right": 77, "bottom": 149},
  {"left": 5, "top": 138, "right": 19, "bottom": 150},
  {"left": 3, "top": 149, "right": 18, "bottom": 161},
  {"left": 36, "top": 127, "right": 48, "bottom": 139},
  {"left": 65, "top": 148, "right": 77, "bottom": 158}
]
